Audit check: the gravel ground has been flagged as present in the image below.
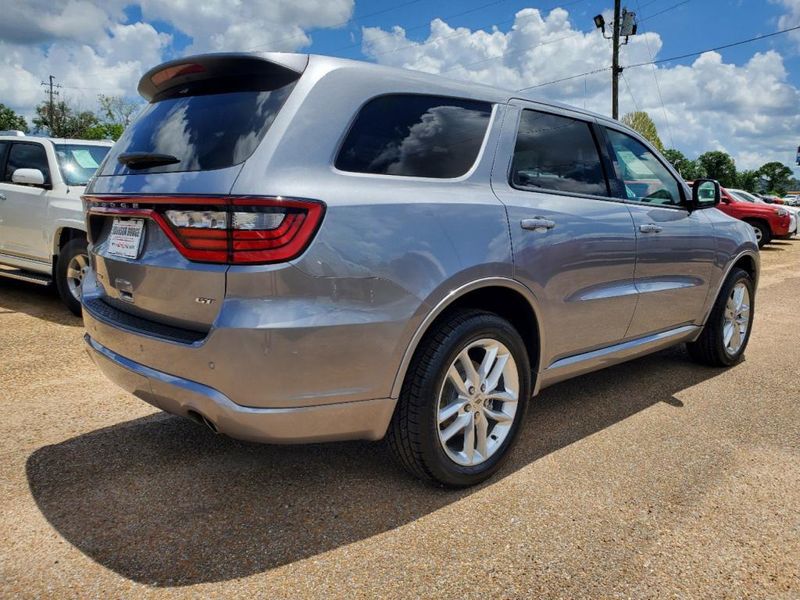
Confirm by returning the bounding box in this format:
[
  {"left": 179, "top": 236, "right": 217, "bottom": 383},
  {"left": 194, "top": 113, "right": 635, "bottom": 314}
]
[{"left": 1, "top": 241, "right": 799, "bottom": 599}]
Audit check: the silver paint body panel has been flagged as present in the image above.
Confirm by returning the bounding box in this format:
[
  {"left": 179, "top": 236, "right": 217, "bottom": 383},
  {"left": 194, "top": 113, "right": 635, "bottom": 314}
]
[{"left": 83, "top": 52, "right": 759, "bottom": 443}]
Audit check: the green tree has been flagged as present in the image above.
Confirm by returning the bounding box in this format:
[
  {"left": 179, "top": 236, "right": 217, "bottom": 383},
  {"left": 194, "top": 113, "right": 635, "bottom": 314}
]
[
  {"left": 757, "top": 161, "right": 794, "bottom": 196},
  {"left": 621, "top": 111, "right": 664, "bottom": 152},
  {"left": 696, "top": 151, "right": 737, "bottom": 187},
  {"left": 0, "top": 103, "right": 29, "bottom": 133},
  {"left": 736, "top": 169, "right": 760, "bottom": 192},
  {"left": 32, "top": 98, "right": 100, "bottom": 138},
  {"left": 663, "top": 148, "right": 700, "bottom": 179}
]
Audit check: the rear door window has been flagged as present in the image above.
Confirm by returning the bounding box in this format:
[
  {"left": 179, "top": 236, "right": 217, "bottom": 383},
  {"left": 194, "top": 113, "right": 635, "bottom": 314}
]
[
  {"left": 335, "top": 94, "right": 492, "bottom": 179},
  {"left": 5, "top": 143, "right": 50, "bottom": 185},
  {"left": 511, "top": 110, "right": 608, "bottom": 197},
  {"left": 100, "top": 77, "right": 298, "bottom": 176},
  {"left": 604, "top": 128, "right": 681, "bottom": 206}
]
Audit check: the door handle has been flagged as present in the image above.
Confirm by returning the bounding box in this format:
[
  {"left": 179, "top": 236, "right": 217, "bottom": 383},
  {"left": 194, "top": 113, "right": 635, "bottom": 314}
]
[
  {"left": 521, "top": 217, "right": 556, "bottom": 231},
  {"left": 0, "top": 193, "right": 6, "bottom": 201},
  {"left": 639, "top": 223, "right": 663, "bottom": 233}
]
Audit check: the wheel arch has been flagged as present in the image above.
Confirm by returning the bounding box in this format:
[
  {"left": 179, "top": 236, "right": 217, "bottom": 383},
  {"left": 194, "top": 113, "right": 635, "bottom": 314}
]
[
  {"left": 52, "top": 225, "right": 87, "bottom": 256},
  {"left": 390, "top": 278, "right": 545, "bottom": 399},
  {"left": 701, "top": 249, "right": 760, "bottom": 327}
]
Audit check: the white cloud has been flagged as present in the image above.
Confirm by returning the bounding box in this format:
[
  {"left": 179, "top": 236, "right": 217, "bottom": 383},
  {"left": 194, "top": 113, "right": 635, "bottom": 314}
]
[
  {"left": 775, "top": 0, "right": 800, "bottom": 48},
  {"left": 137, "top": 0, "right": 354, "bottom": 53},
  {"left": 362, "top": 7, "right": 800, "bottom": 174},
  {"left": 0, "top": 0, "right": 354, "bottom": 128}
]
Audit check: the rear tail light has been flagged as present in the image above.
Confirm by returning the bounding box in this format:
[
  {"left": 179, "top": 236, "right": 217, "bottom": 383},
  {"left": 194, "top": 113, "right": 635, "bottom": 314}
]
[{"left": 86, "top": 196, "right": 325, "bottom": 264}]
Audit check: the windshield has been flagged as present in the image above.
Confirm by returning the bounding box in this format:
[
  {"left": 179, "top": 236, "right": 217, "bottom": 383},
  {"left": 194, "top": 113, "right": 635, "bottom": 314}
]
[
  {"left": 730, "top": 190, "right": 763, "bottom": 204},
  {"left": 54, "top": 144, "right": 111, "bottom": 186}
]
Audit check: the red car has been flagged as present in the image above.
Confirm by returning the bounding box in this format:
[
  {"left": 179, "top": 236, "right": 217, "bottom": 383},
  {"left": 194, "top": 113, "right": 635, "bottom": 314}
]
[{"left": 689, "top": 182, "right": 791, "bottom": 247}]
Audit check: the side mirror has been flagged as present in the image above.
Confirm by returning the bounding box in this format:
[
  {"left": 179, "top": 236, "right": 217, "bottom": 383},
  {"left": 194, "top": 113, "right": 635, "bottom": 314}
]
[
  {"left": 689, "top": 179, "right": 720, "bottom": 210},
  {"left": 11, "top": 168, "right": 48, "bottom": 188}
]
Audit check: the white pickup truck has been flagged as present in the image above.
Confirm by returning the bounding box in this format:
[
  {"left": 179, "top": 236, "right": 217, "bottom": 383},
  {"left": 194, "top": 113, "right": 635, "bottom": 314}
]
[{"left": 0, "top": 132, "right": 112, "bottom": 314}]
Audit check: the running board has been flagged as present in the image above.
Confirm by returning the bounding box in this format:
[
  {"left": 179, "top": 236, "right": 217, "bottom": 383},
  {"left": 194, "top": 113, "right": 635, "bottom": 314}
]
[
  {"left": 536, "top": 324, "right": 701, "bottom": 392},
  {"left": 0, "top": 267, "right": 52, "bottom": 286}
]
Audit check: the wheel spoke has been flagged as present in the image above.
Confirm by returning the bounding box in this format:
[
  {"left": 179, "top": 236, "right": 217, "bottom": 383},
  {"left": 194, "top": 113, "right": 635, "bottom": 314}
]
[
  {"left": 729, "top": 323, "right": 742, "bottom": 351},
  {"left": 457, "top": 350, "right": 480, "bottom": 388},
  {"left": 484, "top": 352, "right": 510, "bottom": 392},
  {"left": 67, "top": 268, "right": 82, "bottom": 280},
  {"left": 438, "top": 399, "right": 466, "bottom": 424},
  {"left": 483, "top": 407, "right": 513, "bottom": 424},
  {"left": 477, "top": 344, "right": 498, "bottom": 381},
  {"left": 486, "top": 389, "right": 517, "bottom": 403},
  {"left": 447, "top": 366, "right": 469, "bottom": 397},
  {"left": 462, "top": 412, "right": 475, "bottom": 463},
  {"left": 475, "top": 412, "right": 488, "bottom": 459},
  {"left": 440, "top": 413, "right": 470, "bottom": 443},
  {"left": 732, "top": 286, "right": 745, "bottom": 311},
  {"left": 723, "top": 322, "right": 734, "bottom": 347}
]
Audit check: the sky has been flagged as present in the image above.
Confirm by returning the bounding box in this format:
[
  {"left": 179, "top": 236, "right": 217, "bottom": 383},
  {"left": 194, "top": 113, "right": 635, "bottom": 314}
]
[{"left": 1, "top": 0, "right": 799, "bottom": 176}]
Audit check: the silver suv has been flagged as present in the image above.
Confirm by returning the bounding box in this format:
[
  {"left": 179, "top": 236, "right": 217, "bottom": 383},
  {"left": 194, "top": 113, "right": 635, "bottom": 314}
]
[{"left": 83, "top": 53, "right": 758, "bottom": 486}]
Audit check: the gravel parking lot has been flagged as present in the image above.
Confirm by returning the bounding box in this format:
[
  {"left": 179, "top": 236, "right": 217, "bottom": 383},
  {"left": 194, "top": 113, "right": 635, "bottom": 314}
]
[{"left": 1, "top": 242, "right": 798, "bottom": 599}]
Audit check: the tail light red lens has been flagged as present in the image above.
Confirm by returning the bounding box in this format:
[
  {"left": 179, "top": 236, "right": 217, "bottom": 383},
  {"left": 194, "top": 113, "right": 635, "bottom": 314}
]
[{"left": 86, "top": 196, "right": 325, "bottom": 265}]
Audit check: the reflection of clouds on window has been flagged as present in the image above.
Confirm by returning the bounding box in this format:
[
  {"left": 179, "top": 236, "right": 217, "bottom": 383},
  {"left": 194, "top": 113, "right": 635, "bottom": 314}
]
[
  {"left": 336, "top": 96, "right": 492, "bottom": 179},
  {"left": 373, "top": 106, "right": 489, "bottom": 178},
  {"left": 100, "top": 80, "right": 297, "bottom": 176},
  {"left": 152, "top": 104, "right": 200, "bottom": 171}
]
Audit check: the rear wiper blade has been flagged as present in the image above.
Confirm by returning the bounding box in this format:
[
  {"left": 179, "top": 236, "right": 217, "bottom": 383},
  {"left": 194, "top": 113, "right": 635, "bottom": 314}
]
[{"left": 118, "top": 152, "right": 180, "bottom": 169}]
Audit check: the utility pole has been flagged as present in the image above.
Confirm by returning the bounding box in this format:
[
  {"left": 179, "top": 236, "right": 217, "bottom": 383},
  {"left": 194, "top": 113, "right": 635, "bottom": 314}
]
[
  {"left": 611, "top": 0, "right": 621, "bottom": 120},
  {"left": 40, "top": 75, "right": 61, "bottom": 135},
  {"left": 593, "top": 5, "right": 637, "bottom": 120}
]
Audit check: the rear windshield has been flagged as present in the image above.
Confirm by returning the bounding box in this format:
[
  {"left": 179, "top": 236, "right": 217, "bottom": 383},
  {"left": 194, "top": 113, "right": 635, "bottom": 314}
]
[
  {"left": 100, "top": 78, "right": 297, "bottom": 176},
  {"left": 55, "top": 144, "right": 110, "bottom": 185},
  {"left": 335, "top": 94, "right": 492, "bottom": 179}
]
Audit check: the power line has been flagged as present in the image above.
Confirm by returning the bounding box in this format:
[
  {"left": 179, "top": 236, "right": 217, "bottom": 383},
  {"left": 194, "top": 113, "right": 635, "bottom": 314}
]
[
  {"left": 635, "top": 0, "right": 676, "bottom": 148},
  {"left": 517, "top": 23, "right": 800, "bottom": 92},
  {"left": 639, "top": 0, "right": 691, "bottom": 23}
]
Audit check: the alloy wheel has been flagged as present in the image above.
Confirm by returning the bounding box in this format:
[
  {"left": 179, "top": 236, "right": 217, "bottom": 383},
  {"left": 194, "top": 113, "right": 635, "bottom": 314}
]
[
  {"left": 437, "top": 338, "right": 519, "bottom": 467},
  {"left": 66, "top": 253, "right": 89, "bottom": 302},
  {"left": 722, "top": 282, "right": 750, "bottom": 356}
]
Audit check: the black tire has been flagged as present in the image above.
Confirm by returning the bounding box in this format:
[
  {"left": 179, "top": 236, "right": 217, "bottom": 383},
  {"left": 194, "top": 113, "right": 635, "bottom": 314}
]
[
  {"left": 387, "top": 309, "right": 531, "bottom": 487},
  {"left": 55, "top": 237, "right": 89, "bottom": 316},
  {"left": 687, "top": 268, "right": 754, "bottom": 367},
  {"left": 746, "top": 220, "right": 771, "bottom": 248}
]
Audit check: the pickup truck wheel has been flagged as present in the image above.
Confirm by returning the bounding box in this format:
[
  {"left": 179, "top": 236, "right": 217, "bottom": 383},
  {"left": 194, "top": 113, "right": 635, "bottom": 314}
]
[
  {"left": 387, "top": 310, "right": 531, "bottom": 487},
  {"left": 746, "top": 220, "right": 770, "bottom": 248},
  {"left": 55, "top": 238, "right": 89, "bottom": 316},
  {"left": 687, "top": 268, "right": 754, "bottom": 367}
]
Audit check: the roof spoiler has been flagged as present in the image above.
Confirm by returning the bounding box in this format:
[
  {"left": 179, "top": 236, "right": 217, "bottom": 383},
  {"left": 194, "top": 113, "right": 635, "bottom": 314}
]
[{"left": 137, "top": 52, "right": 309, "bottom": 102}]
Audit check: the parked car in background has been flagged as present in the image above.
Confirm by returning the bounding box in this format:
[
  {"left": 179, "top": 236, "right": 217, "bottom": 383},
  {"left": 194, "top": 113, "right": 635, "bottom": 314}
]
[
  {"left": 728, "top": 188, "right": 797, "bottom": 238},
  {"left": 783, "top": 194, "right": 799, "bottom": 206},
  {"left": 691, "top": 183, "right": 791, "bottom": 247},
  {"left": 0, "top": 133, "right": 113, "bottom": 314},
  {"left": 82, "top": 52, "right": 759, "bottom": 486}
]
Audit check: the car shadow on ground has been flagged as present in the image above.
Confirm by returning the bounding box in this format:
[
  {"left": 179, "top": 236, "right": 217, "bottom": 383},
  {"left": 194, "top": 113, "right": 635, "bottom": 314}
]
[
  {"left": 26, "top": 345, "right": 723, "bottom": 587},
  {"left": 0, "top": 279, "right": 81, "bottom": 327}
]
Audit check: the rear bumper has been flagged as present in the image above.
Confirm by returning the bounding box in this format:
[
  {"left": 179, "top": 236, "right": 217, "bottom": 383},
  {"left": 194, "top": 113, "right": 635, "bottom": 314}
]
[{"left": 85, "top": 334, "right": 396, "bottom": 444}]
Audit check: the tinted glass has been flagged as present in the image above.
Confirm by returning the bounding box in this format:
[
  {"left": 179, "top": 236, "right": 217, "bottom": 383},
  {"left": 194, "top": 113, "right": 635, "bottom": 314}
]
[
  {"left": 100, "top": 81, "right": 297, "bottom": 176},
  {"left": 0, "top": 141, "right": 8, "bottom": 175},
  {"left": 336, "top": 94, "right": 492, "bottom": 178},
  {"left": 5, "top": 143, "right": 50, "bottom": 184},
  {"left": 606, "top": 128, "right": 681, "bottom": 206},
  {"left": 511, "top": 110, "right": 607, "bottom": 196},
  {"left": 54, "top": 144, "right": 111, "bottom": 185}
]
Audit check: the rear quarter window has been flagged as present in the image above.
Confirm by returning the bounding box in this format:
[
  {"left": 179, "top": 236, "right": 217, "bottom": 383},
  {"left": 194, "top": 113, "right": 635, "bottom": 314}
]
[{"left": 335, "top": 94, "right": 493, "bottom": 179}]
